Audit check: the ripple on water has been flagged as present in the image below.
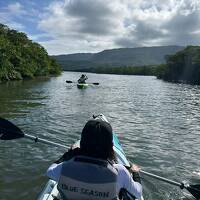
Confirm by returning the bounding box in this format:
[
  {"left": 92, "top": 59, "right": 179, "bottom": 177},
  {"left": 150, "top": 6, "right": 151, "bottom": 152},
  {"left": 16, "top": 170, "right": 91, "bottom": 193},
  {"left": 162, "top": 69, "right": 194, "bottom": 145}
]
[{"left": 0, "top": 72, "right": 200, "bottom": 200}]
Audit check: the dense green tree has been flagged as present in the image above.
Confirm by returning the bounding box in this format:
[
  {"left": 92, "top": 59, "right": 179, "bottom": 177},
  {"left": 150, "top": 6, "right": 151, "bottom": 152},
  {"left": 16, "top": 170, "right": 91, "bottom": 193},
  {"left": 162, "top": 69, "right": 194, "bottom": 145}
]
[
  {"left": 0, "top": 23, "right": 61, "bottom": 82},
  {"left": 157, "top": 46, "right": 200, "bottom": 84}
]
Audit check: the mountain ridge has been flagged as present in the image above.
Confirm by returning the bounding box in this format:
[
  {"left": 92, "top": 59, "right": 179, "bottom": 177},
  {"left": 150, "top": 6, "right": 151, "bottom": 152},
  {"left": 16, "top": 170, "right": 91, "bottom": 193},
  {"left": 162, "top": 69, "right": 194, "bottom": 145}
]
[{"left": 52, "top": 45, "right": 184, "bottom": 71}]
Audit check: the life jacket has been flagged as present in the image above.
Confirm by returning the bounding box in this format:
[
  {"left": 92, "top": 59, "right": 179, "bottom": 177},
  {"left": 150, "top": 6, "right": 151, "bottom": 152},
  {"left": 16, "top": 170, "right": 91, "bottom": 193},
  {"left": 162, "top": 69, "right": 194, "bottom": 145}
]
[{"left": 57, "top": 156, "right": 118, "bottom": 200}]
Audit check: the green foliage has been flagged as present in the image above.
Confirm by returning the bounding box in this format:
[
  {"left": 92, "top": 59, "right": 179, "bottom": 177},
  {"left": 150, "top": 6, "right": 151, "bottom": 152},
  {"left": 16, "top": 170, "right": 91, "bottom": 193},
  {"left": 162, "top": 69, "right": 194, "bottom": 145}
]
[
  {"left": 74, "top": 65, "right": 159, "bottom": 76},
  {"left": 157, "top": 46, "right": 200, "bottom": 84},
  {"left": 0, "top": 23, "right": 61, "bottom": 82},
  {"left": 154, "top": 64, "right": 169, "bottom": 79}
]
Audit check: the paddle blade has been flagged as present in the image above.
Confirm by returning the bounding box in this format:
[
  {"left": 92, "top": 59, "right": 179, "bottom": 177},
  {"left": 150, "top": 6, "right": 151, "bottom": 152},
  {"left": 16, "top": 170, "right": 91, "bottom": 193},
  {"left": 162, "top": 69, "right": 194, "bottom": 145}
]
[
  {"left": 66, "top": 80, "right": 73, "bottom": 83},
  {"left": 92, "top": 82, "right": 99, "bottom": 85},
  {"left": 0, "top": 117, "right": 24, "bottom": 140},
  {"left": 186, "top": 184, "right": 200, "bottom": 200}
]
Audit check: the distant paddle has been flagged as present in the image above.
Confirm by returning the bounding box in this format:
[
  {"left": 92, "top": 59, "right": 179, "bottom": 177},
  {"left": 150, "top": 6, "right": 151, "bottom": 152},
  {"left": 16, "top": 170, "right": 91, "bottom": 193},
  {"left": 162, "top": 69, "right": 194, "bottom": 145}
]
[
  {"left": 66, "top": 80, "right": 99, "bottom": 85},
  {"left": 66, "top": 80, "right": 73, "bottom": 83}
]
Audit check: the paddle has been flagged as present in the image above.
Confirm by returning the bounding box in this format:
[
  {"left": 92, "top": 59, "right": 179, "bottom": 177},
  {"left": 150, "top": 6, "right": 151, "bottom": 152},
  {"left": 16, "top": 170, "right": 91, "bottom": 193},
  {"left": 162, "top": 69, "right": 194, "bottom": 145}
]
[
  {"left": 90, "top": 82, "right": 99, "bottom": 85},
  {"left": 139, "top": 170, "right": 200, "bottom": 199},
  {"left": 66, "top": 80, "right": 99, "bottom": 85},
  {"left": 0, "top": 117, "right": 68, "bottom": 149},
  {"left": 1, "top": 117, "right": 200, "bottom": 199},
  {"left": 66, "top": 80, "right": 73, "bottom": 83}
]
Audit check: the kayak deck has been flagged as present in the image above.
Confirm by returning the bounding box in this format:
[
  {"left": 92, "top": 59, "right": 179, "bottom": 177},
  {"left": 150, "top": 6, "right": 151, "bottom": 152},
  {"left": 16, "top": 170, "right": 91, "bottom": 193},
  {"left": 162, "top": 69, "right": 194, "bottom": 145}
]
[
  {"left": 38, "top": 133, "right": 144, "bottom": 200},
  {"left": 37, "top": 180, "right": 58, "bottom": 200}
]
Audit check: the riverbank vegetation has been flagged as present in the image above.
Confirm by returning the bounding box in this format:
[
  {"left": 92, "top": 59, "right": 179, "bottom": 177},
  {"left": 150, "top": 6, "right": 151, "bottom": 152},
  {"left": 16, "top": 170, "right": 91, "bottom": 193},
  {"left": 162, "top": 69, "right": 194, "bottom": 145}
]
[
  {"left": 75, "top": 46, "right": 200, "bottom": 85},
  {"left": 0, "top": 24, "right": 61, "bottom": 82},
  {"left": 157, "top": 46, "right": 200, "bottom": 84},
  {"left": 78, "top": 65, "right": 158, "bottom": 76}
]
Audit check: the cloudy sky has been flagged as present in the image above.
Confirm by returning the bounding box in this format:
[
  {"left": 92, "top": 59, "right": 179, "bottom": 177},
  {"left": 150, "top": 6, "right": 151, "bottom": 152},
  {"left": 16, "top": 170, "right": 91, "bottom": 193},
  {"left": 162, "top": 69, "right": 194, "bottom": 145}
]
[{"left": 0, "top": 0, "right": 199, "bottom": 55}]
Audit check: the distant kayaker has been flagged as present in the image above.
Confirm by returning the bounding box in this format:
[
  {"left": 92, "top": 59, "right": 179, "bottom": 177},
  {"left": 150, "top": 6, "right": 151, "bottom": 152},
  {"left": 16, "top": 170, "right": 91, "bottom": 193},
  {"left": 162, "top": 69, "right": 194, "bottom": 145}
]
[
  {"left": 78, "top": 74, "right": 88, "bottom": 84},
  {"left": 46, "top": 117, "right": 142, "bottom": 200}
]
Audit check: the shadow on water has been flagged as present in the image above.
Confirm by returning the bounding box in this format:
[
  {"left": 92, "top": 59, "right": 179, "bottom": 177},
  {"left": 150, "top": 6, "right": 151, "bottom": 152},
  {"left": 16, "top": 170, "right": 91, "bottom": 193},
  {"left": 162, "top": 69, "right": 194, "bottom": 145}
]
[{"left": 0, "top": 78, "right": 50, "bottom": 119}]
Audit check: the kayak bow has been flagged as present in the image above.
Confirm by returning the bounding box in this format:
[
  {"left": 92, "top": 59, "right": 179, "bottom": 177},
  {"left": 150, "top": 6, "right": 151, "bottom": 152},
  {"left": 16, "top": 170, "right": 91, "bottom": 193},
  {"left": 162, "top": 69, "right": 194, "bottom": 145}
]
[{"left": 77, "top": 83, "right": 89, "bottom": 89}]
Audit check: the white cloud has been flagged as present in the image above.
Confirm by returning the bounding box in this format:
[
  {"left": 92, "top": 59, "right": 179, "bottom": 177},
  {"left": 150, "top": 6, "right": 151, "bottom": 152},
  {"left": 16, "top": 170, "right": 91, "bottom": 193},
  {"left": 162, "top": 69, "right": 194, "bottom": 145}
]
[
  {"left": 37, "top": 0, "right": 129, "bottom": 53},
  {"left": 39, "top": 0, "right": 127, "bottom": 37},
  {"left": 0, "top": 2, "right": 27, "bottom": 31},
  {"left": 39, "top": 35, "right": 118, "bottom": 55},
  {"left": 115, "top": 0, "right": 200, "bottom": 47},
  {"left": 2, "top": 0, "right": 199, "bottom": 54}
]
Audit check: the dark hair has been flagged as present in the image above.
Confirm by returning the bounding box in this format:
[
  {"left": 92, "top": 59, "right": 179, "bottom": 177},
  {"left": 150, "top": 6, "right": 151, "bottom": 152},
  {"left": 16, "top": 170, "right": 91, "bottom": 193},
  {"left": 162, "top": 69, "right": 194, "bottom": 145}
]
[{"left": 80, "top": 119, "right": 116, "bottom": 161}]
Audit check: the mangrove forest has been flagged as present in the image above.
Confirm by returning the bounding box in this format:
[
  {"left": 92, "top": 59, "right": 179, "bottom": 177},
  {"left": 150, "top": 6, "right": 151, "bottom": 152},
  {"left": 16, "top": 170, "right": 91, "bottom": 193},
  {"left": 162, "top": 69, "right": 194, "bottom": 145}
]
[{"left": 0, "top": 24, "right": 61, "bottom": 82}]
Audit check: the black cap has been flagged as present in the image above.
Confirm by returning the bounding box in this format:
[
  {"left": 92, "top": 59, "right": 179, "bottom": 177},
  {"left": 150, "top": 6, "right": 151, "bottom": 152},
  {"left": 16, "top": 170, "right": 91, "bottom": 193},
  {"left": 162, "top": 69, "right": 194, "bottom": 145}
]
[{"left": 80, "top": 119, "right": 113, "bottom": 158}]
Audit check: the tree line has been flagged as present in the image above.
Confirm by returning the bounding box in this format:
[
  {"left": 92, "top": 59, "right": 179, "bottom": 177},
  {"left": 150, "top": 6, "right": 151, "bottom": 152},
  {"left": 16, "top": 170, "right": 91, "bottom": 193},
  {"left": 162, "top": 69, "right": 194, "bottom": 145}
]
[
  {"left": 0, "top": 24, "right": 61, "bottom": 82},
  {"left": 157, "top": 46, "right": 200, "bottom": 84},
  {"left": 76, "top": 46, "right": 200, "bottom": 85},
  {"left": 78, "top": 65, "right": 158, "bottom": 76}
]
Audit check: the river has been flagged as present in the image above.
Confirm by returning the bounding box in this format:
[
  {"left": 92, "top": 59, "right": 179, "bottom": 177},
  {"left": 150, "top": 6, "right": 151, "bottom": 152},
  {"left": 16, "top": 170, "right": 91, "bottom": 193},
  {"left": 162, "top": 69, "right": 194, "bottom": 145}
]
[{"left": 0, "top": 71, "right": 200, "bottom": 200}]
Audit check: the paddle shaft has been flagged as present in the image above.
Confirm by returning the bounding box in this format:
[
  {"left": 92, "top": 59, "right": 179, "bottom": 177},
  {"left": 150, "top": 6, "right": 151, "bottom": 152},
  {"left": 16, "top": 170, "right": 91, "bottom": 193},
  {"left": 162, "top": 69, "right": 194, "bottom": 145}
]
[
  {"left": 140, "top": 170, "right": 182, "bottom": 187},
  {"left": 66, "top": 80, "right": 99, "bottom": 85},
  {"left": 13, "top": 131, "right": 184, "bottom": 188},
  {"left": 24, "top": 133, "right": 68, "bottom": 149}
]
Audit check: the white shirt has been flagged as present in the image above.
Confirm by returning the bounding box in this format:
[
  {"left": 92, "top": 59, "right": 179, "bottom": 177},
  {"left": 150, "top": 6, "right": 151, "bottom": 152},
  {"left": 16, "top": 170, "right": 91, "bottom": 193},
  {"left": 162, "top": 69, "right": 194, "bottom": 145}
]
[{"left": 46, "top": 162, "right": 142, "bottom": 199}]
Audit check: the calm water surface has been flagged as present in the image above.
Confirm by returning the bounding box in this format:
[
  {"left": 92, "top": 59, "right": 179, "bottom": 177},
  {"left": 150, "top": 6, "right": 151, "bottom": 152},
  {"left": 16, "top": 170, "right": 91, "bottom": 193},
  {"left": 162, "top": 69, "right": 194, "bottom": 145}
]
[{"left": 0, "top": 72, "right": 200, "bottom": 200}]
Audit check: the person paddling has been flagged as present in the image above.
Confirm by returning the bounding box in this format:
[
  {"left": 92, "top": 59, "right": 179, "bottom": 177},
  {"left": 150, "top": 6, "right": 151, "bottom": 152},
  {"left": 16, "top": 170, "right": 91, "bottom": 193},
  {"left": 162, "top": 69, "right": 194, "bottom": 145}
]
[
  {"left": 46, "top": 117, "right": 142, "bottom": 200},
  {"left": 78, "top": 74, "right": 88, "bottom": 84}
]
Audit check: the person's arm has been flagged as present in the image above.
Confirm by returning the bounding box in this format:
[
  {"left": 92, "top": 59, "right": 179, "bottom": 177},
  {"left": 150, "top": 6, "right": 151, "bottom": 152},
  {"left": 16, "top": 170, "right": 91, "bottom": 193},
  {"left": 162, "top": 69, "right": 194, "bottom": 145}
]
[
  {"left": 47, "top": 148, "right": 81, "bottom": 181},
  {"left": 114, "top": 164, "right": 142, "bottom": 200},
  {"left": 130, "top": 164, "right": 141, "bottom": 184}
]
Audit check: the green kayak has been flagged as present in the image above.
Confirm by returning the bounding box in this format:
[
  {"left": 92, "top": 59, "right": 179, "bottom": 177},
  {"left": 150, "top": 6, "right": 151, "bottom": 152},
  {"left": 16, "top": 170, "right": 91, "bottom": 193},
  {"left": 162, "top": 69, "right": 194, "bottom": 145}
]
[{"left": 77, "top": 83, "right": 89, "bottom": 89}]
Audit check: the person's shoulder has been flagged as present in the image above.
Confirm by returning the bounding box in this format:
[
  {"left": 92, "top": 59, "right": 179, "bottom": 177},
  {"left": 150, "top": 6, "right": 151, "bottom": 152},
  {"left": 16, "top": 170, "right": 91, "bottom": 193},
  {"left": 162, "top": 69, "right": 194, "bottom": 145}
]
[
  {"left": 54, "top": 147, "right": 81, "bottom": 164},
  {"left": 114, "top": 163, "right": 132, "bottom": 176},
  {"left": 113, "top": 163, "right": 127, "bottom": 171}
]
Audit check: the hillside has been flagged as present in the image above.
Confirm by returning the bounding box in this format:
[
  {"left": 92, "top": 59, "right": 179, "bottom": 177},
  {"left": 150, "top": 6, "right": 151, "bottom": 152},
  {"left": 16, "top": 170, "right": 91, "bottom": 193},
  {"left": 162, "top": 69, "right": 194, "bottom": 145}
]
[
  {"left": 52, "top": 46, "right": 184, "bottom": 71},
  {"left": 0, "top": 24, "right": 61, "bottom": 82}
]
